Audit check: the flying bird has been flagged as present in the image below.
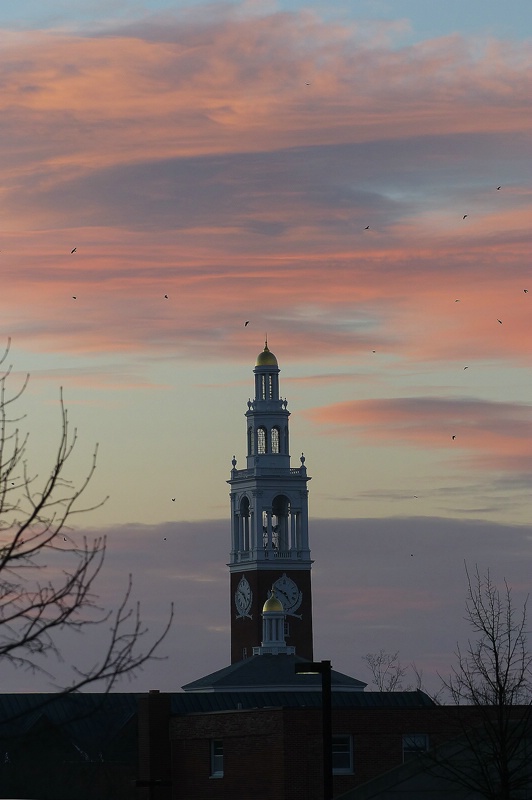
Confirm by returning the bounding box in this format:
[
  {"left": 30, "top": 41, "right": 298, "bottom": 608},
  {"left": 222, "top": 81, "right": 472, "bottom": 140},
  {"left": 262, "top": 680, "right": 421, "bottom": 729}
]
[
  {"left": 70, "top": 247, "right": 77, "bottom": 253},
  {"left": 463, "top": 366, "right": 469, "bottom": 369},
  {"left": 496, "top": 186, "right": 501, "bottom": 190},
  {"left": 452, "top": 435, "right": 456, "bottom": 440},
  {"left": 72, "top": 296, "right": 77, "bottom": 299},
  {"left": 364, "top": 225, "right": 370, "bottom": 230},
  {"left": 462, "top": 215, "right": 468, "bottom": 219},
  {"left": 164, "top": 294, "right": 168, "bottom": 299},
  {"left": 172, "top": 498, "right": 175, "bottom": 501},
  {"left": 524, "top": 289, "right": 529, "bottom": 293},
  {"left": 245, "top": 321, "right": 250, "bottom": 327},
  {"left": 497, "top": 319, "right": 503, "bottom": 324}
]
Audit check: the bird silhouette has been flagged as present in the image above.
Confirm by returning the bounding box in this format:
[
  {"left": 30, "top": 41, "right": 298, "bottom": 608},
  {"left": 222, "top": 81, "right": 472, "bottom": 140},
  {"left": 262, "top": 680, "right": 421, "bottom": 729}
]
[
  {"left": 70, "top": 247, "right": 77, "bottom": 253},
  {"left": 452, "top": 435, "right": 456, "bottom": 440},
  {"left": 164, "top": 294, "right": 168, "bottom": 299},
  {"left": 524, "top": 289, "right": 529, "bottom": 294},
  {"left": 497, "top": 319, "right": 503, "bottom": 324},
  {"left": 72, "top": 296, "right": 77, "bottom": 299},
  {"left": 464, "top": 366, "right": 469, "bottom": 369},
  {"left": 462, "top": 215, "right": 468, "bottom": 219},
  {"left": 245, "top": 321, "right": 250, "bottom": 326},
  {"left": 496, "top": 186, "right": 501, "bottom": 190},
  {"left": 172, "top": 498, "right": 175, "bottom": 502},
  {"left": 364, "top": 225, "right": 370, "bottom": 230}
]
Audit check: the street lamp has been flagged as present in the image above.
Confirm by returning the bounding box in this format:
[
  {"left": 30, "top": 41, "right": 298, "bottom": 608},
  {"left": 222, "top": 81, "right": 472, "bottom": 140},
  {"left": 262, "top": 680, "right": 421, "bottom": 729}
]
[{"left": 295, "top": 660, "right": 333, "bottom": 800}]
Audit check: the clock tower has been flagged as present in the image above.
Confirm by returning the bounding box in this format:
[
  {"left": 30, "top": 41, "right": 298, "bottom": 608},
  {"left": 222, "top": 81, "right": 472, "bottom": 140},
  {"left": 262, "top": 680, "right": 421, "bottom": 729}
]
[{"left": 228, "top": 342, "right": 313, "bottom": 662}]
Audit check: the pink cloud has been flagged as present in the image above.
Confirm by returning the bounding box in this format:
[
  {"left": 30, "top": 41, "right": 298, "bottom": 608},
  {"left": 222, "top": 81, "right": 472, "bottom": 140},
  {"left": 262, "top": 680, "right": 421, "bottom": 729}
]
[
  {"left": 319, "top": 585, "right": 441, "bottom": 622},
  {"left": 0, "top": 11, "right": 530, "bottom": 365},
  {"left": 306, "top": 396, "right": 532, "bottom": 473}
]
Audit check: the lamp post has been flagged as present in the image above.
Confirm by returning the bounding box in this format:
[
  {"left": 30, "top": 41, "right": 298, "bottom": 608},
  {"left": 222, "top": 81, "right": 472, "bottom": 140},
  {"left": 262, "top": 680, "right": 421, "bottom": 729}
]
[{"left": 295, "top": 660, "right": 333, "bottom": 800}]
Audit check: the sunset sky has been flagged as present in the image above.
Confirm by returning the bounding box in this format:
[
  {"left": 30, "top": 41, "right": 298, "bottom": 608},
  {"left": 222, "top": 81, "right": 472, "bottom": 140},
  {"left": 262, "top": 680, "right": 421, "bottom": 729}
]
[{"left": 1, "top": 0, "right": 531, "bottom": 694}]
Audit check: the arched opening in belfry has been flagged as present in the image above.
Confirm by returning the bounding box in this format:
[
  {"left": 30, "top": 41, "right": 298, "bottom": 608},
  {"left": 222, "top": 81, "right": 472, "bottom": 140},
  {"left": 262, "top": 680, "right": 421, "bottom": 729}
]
[
  {"left": 271, "top": 494, "right": 290, "bottom": 552},
  {"left": 271, "top": 426, "right": 280, "bottom": 453},
  {"left": 257, "top": 426, "right": 267, "bottom": 454},
  {"left": 260, "top": 374, "right": 273, "bottom": 400},
  {"left": 247, "top": 426, "right": 254, "bottom": 455},
  {"left": 240, "top": 496, "right": 250, "bottom": 552}
]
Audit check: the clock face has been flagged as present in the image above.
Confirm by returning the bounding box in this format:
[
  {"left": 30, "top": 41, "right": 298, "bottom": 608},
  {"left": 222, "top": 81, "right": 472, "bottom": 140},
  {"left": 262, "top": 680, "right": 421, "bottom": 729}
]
[
  {"left": 272, "top": 573, "right": 302, "bottom": 616},
  {"left": 235, "top": 575, "right": 252, "bottom": 618}
]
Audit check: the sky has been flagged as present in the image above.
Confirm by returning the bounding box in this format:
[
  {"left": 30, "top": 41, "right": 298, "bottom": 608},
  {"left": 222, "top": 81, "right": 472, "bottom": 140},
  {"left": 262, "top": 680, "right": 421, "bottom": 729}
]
[{"left": 0, "top": 0, "right": 531, "bottom": 695}]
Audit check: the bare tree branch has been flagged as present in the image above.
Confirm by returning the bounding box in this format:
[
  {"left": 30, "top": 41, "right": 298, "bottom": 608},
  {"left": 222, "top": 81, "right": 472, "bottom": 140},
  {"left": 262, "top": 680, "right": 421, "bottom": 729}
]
[
  {"left": 435, "top": 563, "right": 532, "bottom": 800},
  {"left": 362, "top": 649, "right": 407, "bottom": 692},
  {"left": 0, "top": 342, "right": 173, "bottom": 695}
]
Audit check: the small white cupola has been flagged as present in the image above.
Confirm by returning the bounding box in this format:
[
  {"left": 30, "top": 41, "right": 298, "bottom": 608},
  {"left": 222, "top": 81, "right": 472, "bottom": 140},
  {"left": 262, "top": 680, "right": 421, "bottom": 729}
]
[{"left": 253, "top": 589, "right": 295, "bottom": 656}]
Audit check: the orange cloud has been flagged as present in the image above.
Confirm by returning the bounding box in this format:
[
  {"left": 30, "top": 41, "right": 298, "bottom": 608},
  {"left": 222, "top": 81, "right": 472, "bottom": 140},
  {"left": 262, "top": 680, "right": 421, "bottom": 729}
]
[
  {"left": 0, "top": 10, "right": 531, "bottom": 367},
  {"left": 306, "top": 396, "right": 532, "bottom": 472},
  {"left": 0, "top": 16, "right": 531, "bottom": 175}
]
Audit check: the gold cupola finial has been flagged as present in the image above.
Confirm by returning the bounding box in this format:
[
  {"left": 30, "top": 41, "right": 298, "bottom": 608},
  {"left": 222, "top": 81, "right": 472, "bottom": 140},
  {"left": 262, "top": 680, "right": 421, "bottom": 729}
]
[
  {"left": 262, "top": 589, "right": 284, "bottom": 613},
  {"left": 255, "top": 337, "right": 278, "bottom": 367}
]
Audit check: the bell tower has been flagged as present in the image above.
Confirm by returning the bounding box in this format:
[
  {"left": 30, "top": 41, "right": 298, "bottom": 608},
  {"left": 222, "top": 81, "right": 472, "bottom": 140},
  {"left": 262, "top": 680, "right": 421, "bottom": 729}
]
[{"left": 228, "top": 342, "right": 313, "bottom": 662}]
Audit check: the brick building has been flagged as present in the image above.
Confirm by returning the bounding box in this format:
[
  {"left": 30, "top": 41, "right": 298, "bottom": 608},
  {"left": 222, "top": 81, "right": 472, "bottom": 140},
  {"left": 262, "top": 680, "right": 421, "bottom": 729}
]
[
  {"left": 138, "top": 685, "right": 443, "bottom": 800},
  {"left": 137, "top": 690, "right": 532, "bottom": 800}
]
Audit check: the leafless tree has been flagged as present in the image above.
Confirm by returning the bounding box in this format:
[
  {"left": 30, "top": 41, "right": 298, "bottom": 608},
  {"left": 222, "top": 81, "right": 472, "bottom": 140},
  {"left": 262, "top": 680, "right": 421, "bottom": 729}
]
[
  {"left": 436, "top": 564, "right": 532, "bottom": 799},
  {"left": 362, "top": 649, "right": 409, "bottom": 691},
  {"left": 0, "top": 341, "right": 173, "bottom": 693}
]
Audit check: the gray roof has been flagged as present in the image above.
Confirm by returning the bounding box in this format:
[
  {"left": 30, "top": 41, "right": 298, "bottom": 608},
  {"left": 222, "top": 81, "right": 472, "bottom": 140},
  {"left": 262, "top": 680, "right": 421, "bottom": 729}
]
[
  {"left": 172, "top": 689, "right": 436, "bottom": 714},
  {"left": 0, "top": 693, "right": 137, "bottom": 757},
  {"left": 181, "top": 653, "right": 367, "bottom": 692},
  {"left": 0, "top": 686, "right": 436, "bottom": 747}
]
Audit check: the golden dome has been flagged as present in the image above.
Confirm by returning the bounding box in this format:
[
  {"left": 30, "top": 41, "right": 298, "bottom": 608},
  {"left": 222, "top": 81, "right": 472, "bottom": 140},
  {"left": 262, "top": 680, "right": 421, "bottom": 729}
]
[
  {"left": 256, "top": 343, "right": 278, "bottom": 367},
  {"left": 263, "top": 592, "right": 283, "bottom": 613}
]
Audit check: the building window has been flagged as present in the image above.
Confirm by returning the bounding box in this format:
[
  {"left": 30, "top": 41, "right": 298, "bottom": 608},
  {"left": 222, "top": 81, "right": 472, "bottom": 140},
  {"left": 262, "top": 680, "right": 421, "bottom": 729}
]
[
  {"left": 257, "top": 427, "right": 267, "bottom": 454},
  {"left": 240, "top": 496, "right": 250, "bottom": 551},
  {"left": 260, "top": 374, "right": 274, "bottom": 399},
  {"left": 210, "top": 739, "right": 224, "bottom": 777},
  {"left": 402, "top": 733, "right": 429, "bottom": 762},
  {"left": 271, "top": 426, "right": 280, "bottom": 453},
  {"left": 248, "top": 426, "right": 254, "bottom": 455},
  {"left": 332, "top": 735, "right": 353, "bottom": 774}
]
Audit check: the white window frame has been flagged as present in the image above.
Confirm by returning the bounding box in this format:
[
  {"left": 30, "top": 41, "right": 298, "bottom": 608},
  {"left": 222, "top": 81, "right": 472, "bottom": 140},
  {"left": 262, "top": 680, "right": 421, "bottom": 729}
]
[
  {"left": 332, "top": 734, "right": 353, "bottom": 774},
  {"left": 210, "top": 739, "right": 224, "bottom": 777},
  {"left": 402, "top": 733, "right": 429, "bottom": 762}
]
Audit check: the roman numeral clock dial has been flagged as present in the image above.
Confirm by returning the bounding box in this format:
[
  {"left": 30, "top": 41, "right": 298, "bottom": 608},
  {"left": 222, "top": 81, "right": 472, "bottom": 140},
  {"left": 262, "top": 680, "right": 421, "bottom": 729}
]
[
  {"left": 273, "top": 574, "right": 303, "bottom": 618},
  {"left": 235, "top": 575, "right": 252, "bottom": 618}
]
